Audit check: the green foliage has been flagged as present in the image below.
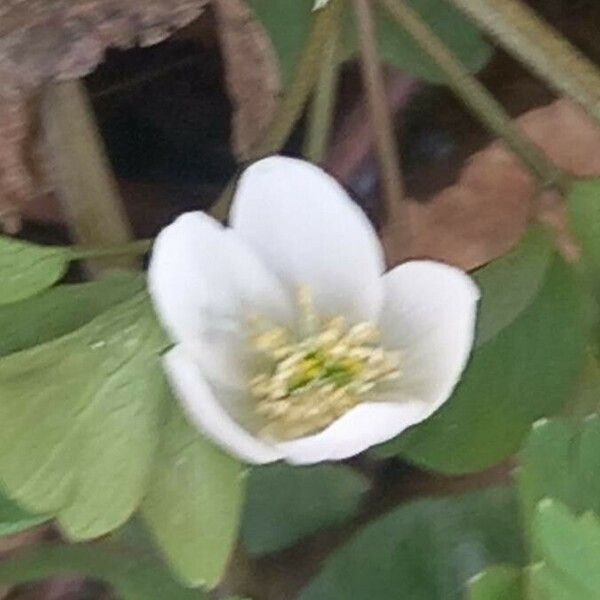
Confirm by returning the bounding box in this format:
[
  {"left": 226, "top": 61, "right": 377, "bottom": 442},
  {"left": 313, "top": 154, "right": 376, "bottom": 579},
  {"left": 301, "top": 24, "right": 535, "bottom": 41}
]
[
  {"left": 471, "top": 228, "right": 553, "bottom": 347},
  {"left": 299, "top": 485, "right": 524, "bottom": 600},
  {"left": 0, "top": 273, "right": 145, "bottom": 356},
  {"left": 142, "top": 403, "right": 246, "bottom": 588},
  {"left": 376, "top": 252, "right": 587, "bottom": 474},
  {"left": 0, "top": 542, "right": 209, "bottom": 600},
  {"left": 568, "top": 177, "right": 600, "bottom": 299},
  {"left": 0, "top": 231, "right": 246, "bottom": 587},
  {"left": 464, "top": 417, "right": 600, "bottom": 599},
  {"left": 241, "top": 463, "right": 368, "bottom": 555},
  {"left": 530, "top": 499, "right": 600, "bottom": 599},
  {"left": 367, "top": 0, "right": 491, "bottom": 83},
  {"left": 0, "top": 289, "right": 245, "bottom": 587},
  {"left": 517, "top": 416, "right": 600, "bottom": 534},
  {"left": 247, "top": 0, "right": 490, "bottom": 85},
  {"left": 467, "top": 566, "right": 524, "bottom": 600},
  {"left": 0, "top": 490, "right": 48, "bottom": 537},
  {"left": 0, "top": 294, "right": 167, "bottom": 539},
  {"left": 0, "top": 236, "right": 69, "bottom": 305}
]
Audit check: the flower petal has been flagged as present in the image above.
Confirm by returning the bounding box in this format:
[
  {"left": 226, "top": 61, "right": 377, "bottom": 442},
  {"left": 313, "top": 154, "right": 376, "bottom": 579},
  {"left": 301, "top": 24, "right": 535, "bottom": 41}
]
[
  {"left": 230, "top": 156, "right": 385, "bottom": 323},
  {"left": 163, "top": 345, "right": 282, "bottom": 464},
  {"left": 148, "top": 211, "right": 292, "bottom": 388},
  {"left": 275, "top": 400, "right": 426, "bottom": 464},
  {"left": 379, "top": 260, "right": 479, "bottom": 416}
]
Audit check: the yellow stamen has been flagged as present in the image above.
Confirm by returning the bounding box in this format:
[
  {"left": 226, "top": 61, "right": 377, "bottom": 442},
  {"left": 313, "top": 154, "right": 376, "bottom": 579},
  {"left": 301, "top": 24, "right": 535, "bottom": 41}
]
[{"left": 248, "top": 287, "right": 401, "bottom": 440}]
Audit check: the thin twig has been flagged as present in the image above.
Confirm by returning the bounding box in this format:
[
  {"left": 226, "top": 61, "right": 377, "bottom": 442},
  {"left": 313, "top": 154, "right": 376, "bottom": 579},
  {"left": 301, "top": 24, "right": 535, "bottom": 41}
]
[
  {"left": 41, "top": 80, "right": 136, "bottom": 274},
  {"left": 379, "top": 0, "right": 569, "bottom": 194},
  {"left": 67, "top": 238, "right": 153, "bottom": 260},
  {"left": 447, "top": 0, "right": 600, "bottom": 127},
  {"left": 210, "top": 0, "right": 344, "bottom": 220},
  {"left": 326, "top": 74, "right": 420, "bottom": 183},
  {"left": 303, "top": 17, "right": 341, "bottom": 163},
  {"left": 247, "top": 0, "right": 345, "bottom": 159},
  {"left": 353, "top": 0, "right": 407, "bottom": 227}
]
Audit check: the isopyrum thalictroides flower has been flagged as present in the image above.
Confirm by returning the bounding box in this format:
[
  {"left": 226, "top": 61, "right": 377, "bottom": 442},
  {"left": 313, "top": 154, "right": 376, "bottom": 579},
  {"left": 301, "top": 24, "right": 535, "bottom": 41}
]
[{"left": 148, "top": 156, "right": 479, "bottom": 465}]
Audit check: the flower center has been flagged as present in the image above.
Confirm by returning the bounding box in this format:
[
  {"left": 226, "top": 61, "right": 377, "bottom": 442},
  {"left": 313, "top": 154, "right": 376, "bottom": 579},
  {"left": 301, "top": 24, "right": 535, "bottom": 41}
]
[{"left": 249, "top": 288, "right": 400, "bottom": 440}]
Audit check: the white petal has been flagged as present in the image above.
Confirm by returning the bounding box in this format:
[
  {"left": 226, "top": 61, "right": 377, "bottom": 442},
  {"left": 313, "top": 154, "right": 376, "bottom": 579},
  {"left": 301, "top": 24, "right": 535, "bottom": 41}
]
[
  {"left": 148, "top": 211, "right": 292, "bottom": 388},
  {"left": 379, "top": 260, "right": 479, "bottom": 416},
  {"left": 163, "top": 345, "right": 282, "bottom": 464},
  {"left": 230, "top": 156, "right": 385, "bottom": 323},
  {"left": 275, "top": 400, "right": 426, "bottom": 465}
]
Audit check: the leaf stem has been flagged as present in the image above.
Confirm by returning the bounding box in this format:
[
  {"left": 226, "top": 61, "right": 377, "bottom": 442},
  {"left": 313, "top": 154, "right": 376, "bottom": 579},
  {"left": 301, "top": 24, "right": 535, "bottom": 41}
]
[
  {"left": 378, "top": 0, "right": 569, "bottom": 193},
  {"left": 353, "top": 0, "right": 407, "bottom": 227},
  {"left": 247, "top": 0, "right": 345, "bottom": 159},
  {"left": 68, "top": 239, "right": 153, "bottom": 261},
  {"left": 41, "top": 80, "right": 137, "bottom": 273},
  {"left": 446, "top": 0, "right": 600, "bottom": 128},
  {"left": 303, "top": 16, "right": 341, "bottom": 163}
]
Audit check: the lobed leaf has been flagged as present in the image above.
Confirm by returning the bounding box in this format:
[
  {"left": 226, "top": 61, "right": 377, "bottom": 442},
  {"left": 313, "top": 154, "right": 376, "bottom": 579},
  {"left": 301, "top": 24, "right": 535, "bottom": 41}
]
[
  {"left": 241, "top": 463, "right": 368, "bottom": 555},
  {"left": 0, "top": 294, "right": 167, "bottom": 539},
  {"left": 530, "top": 499, "right": 600, "bottom": 599},
  {"left": 299, "top": 486, "right": 524, "bottom": 600},
  {"left": 142, "top": 403, "right": 246, "bottom": 588},
  {"left": 0, "top": 273, "right": 145, "bottom": 357},
  {"left": 0, "top": 236, "right": 69, "bottom": 305},
  {"left": 468, "top": 565, "right": 524, "bottom": 600}
]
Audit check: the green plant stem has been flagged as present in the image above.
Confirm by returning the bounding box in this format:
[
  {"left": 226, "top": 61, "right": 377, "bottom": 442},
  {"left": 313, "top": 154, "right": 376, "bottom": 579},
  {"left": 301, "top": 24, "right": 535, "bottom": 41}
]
[
  {"left": 68, "top": 238, "right": 153, "bottom": 261},
  {"left": 247, "top": 0, "right": 345, "bottom": 159},
  {"left": 353, "top": 0, "right": 407, "bottom": 227},
  {"left": 41, "top": 80, "right": 136, "bottom": 274},
  {"left": 379, "top": 0, "right": 569, "bottom": 193},
  {"left": 210, "top": 0, "right": 344, "bottom": 220},
  {"left": 447, "top": 0, "right": 600, "bottom": 127},
  {"left": 303, "top": 18, "right": 341, "bottom": 163}
]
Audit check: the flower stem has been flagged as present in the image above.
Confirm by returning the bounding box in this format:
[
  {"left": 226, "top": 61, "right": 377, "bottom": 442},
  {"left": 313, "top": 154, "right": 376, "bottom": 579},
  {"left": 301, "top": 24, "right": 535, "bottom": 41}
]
[
  {"left": 447, "top": 0, "right": 600, "bottom": 128},
  {"left": 41, "top": 80, "right": 137, "bottom": 273},
  {"left": 378, "top": 0, "right": 569, "bottom": 193},
  {"left": 247, "top": 0, "right": 345, "bottom": 159},
  {"left": 352, "top": 0, "right": 407, "bottom": 227},
  {"left": 210, "top": 0, "right": 344, "bottom": 220},
  {"left": 67, "top": 238, "right": 153, "bottom": 261},
  {"left": 303, "top": 16, "right": 341, "bottom": 163}
]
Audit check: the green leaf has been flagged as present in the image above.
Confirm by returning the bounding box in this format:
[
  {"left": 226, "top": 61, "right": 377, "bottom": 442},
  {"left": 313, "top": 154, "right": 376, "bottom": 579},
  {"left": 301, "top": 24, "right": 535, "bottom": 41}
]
[
  {"left": 376, "top": 254, "right": 587, "bottom": 474},
  {"left": 299, "top": 485, "right": 524, "bottom": 600},
  {"left": 0, "top": 490, "right": 48, "bottom": 537},
  {"left": 568, "top": 178, "right": 600, "bottom": 299},
  {"left": 0, "top": 294, "right": 167, "bottom": 540},
  {"left": 370, "top": 0, "right": 491, "bottom": 83},
  {"left": 517, "top": 416, "right": 600, "bottom": 534},
  {"left": 241, "top": 463, "right": 368, "bottom": 555},
  {"left": 0, "top": 543, "right": 209, "bottom": 600},
  {"left": 247, "top": 0, "right": 313, "bottom": 86},
  {"left": 0, "top": 236, "right": 69, "bottom": 304},
  {"left": 532, "top": 499, "right": 600, "bottom": 599},
  {"left": 247, "top": 0, "right": 490, "bottom": 86},
  {"left": 468, "top": 566, "right": 524, "bottom": 600},
  {"left": 142, "top": 403, "right": 245, "bottom": 589},
  {"left": 0, "top": 273, "right": 145, "bottom": 357},
  {"left": 527, "top": 562, "right": 587, "bottom": 600},
  {"left": 472, "top": 228, "right": 553, "bottom": 347}
]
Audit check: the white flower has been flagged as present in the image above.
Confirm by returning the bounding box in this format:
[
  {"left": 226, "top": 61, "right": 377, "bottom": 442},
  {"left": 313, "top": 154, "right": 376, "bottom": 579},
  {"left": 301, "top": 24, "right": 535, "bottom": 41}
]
[
  {"left": 313, "top": 0, "right": 330, "bottom": 9},
  {"left": 149, "top": 156, "right": 479, "bottom": 465}
]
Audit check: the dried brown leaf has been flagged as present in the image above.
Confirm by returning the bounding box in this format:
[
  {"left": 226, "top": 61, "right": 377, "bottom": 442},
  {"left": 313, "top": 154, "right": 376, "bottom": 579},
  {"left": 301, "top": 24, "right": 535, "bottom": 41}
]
[
  {"left": 214, "top": 0, "right": 281, "bottom": 160},
  {"left": 383, "top": 99, "right": 600, "bottom": 270},
  {"left": 0, "top": 0, "right": 209, "bottom": 229}
]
